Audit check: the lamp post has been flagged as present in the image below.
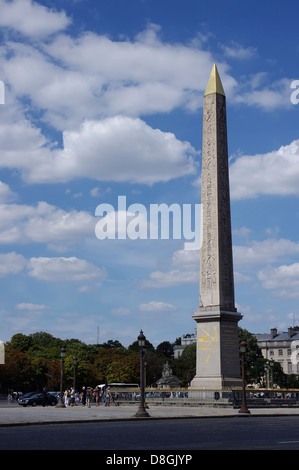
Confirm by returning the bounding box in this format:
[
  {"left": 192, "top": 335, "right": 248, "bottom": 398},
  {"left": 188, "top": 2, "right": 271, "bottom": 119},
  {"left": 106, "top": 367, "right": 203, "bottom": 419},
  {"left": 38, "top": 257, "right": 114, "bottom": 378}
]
[
  {"left": 135, "top": 330, "right": 150, "bottom": 418},
  {"left": 56, "top": 346, "right": 66, "bottom": 408},
  {"left": 264, "top": 359, "right": 274, "bottom": 388},
  {"left": 73, "top": 355, "right": 77, "bottom": 391},
  {"left": 270, "top": 358, "right": 274, "bottom": 388},
  {"left": 238, "top": 341, "right": 251, "bottom": 415}
]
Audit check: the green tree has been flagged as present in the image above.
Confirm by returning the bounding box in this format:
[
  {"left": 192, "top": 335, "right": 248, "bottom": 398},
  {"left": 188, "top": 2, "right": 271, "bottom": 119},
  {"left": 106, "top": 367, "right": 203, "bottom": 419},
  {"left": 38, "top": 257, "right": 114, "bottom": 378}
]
[
  {"left": 9, "top": 333, "right": 33, "bottom": 353},
  {"left": 156, "top": 341, "right": 174, "bottom": 358}
]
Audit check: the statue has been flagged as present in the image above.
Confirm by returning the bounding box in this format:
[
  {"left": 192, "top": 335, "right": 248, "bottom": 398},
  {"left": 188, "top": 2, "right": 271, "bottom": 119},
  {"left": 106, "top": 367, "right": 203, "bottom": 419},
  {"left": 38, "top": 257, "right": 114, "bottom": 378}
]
[{"left": 156, "top": 361, "right": 181, "bottom": 389}]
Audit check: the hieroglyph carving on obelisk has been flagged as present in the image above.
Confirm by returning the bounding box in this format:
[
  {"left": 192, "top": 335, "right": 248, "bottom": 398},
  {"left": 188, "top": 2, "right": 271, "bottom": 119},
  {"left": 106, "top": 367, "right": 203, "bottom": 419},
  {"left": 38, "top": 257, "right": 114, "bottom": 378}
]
[
  {"left": 190, "top": 64, "right": 242, "bottom": 389},
  {"left": 199, "top": 64, "right": 236, "bottom": 313}
]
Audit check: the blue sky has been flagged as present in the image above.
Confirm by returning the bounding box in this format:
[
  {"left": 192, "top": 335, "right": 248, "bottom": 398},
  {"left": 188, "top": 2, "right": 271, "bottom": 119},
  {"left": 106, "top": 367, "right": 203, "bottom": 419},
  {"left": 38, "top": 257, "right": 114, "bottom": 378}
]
[{"left": 0, "top": 0, "right": 298, "bottom": 347}]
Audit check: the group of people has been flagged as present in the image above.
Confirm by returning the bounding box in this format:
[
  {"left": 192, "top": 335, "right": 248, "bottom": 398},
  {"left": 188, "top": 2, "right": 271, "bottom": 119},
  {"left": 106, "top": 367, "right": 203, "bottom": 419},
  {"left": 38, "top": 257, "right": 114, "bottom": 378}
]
[{"left": 63, "top": 386, "right": 112, "bottom": 407}]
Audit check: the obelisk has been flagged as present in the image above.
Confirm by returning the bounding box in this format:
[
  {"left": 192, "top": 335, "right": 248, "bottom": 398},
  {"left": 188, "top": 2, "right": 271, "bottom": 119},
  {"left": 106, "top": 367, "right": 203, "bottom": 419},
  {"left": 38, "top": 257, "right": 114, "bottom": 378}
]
[{"left": 190, "top": 64, "right": 242, "bottom": 389}]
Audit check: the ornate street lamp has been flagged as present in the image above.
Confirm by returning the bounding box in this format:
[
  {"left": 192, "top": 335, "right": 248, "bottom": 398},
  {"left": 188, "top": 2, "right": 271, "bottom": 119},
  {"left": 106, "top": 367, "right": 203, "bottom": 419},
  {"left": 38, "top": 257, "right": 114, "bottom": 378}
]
[
  {"left": 269, "top": 358, "right": 274, "bottom": 388},
  {"left": 56, "top": 346, "right": 66, "bottom": 408},
  {"left": 135, "top": 330, "right": 150, "bottom": 418},
  {"left": 73, "top": 355, "right": 77, "bottom": 391},
  {"left": 238, "top": 341, "right": 251, "bottom": 415}
]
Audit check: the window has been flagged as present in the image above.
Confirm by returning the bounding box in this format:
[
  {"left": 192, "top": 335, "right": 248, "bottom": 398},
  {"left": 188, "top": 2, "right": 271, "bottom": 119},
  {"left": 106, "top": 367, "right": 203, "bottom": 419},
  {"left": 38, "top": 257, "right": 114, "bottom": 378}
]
[{"left": 278, "top": 349, "right": 283, "bottom": 356}]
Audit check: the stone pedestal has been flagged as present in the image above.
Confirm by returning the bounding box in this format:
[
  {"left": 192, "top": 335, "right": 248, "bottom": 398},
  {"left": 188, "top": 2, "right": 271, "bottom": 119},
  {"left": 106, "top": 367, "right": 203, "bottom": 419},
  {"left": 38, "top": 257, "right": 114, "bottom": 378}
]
[{"left": 190, "top": 310, "right": 242, "bottom": 389}]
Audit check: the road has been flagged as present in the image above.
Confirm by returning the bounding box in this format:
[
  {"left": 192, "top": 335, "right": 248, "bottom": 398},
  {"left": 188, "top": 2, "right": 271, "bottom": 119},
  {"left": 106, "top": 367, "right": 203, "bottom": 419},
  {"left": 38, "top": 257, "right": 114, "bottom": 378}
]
[{"left": 1, "top": 416, "right": 299, "bottom": 451}]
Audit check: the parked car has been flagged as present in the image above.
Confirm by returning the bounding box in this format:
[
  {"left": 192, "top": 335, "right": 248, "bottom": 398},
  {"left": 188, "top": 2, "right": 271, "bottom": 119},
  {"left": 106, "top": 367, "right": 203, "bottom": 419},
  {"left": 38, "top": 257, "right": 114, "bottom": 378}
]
[
  {"left": 48, "top": 391, "right": 60, "bottom": 399},
  {"left": 18, "top": 392, "right": 57, "bottom": 407},
  {"left": 17, "top": 392, "right": 37, "bottom": 402}
]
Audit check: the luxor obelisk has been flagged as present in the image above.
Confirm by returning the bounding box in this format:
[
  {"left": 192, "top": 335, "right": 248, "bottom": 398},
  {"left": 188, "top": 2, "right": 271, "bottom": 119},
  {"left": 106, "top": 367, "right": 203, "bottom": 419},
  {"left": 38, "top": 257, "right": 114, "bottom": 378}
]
[{"left": 190, "top": 64, "right": 242, "bottom": 389}]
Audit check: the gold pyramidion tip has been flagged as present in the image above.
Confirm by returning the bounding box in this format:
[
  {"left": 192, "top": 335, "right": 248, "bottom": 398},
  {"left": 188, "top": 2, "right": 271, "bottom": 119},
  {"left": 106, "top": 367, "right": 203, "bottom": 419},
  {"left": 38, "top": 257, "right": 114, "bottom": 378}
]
[{"left": 204, "top": 63, "right": 225, "bottom": 96}]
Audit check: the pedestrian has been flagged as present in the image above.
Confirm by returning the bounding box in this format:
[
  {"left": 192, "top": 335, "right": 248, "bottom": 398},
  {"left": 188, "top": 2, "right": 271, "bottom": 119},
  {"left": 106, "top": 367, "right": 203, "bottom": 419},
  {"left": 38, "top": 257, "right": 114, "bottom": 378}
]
[
  {"left": 42, "top": 387, "right": 48, "bottom": 407},
  {"left": 64, "top": 389, "right": 70, "bottom": 407},
  {"left": 86, "top": 386, "right": 93, "bottom": 408},
  {"left": 105, "top": 387, "right": 111, "bottom": 407},
  {"left": 94, "top": 386, "right": 100, "bottom": 406},
  {"left": 81, "top": 386, "right": 86, "bottom": 406},
  {"left": 70, "top": 387, "right": 75, "bottom": 406}
]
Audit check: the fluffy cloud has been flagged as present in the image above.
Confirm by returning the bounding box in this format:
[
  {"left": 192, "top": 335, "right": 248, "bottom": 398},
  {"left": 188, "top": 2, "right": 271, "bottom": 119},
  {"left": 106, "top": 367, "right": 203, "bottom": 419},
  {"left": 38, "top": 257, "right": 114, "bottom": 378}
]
[
  {"left": 15, "top": 303, "right": 49, "bottom": 311},
  {"left": 258, "top": 263, "right": 299, "bottom": 299},
  {"left": 139, "top": 301, "right": 177, "bottom": 311},
  {"left": 1, "top": 19, "right": 295, "bottom": 190},
  {"left": 0, "top": 252, "right": 27, "bottom": 277},
  {"left": 233, "top": 238, "right": 299, "bottom": 268},
  {"left": 141, "top": 247, "right": 200, "bottom": 288},
  {"left": 0, "top": 181, "right": 16, "bottom": 203},
  {"left": 230, "top": 140, "right": 299, "bottom": 199},
  {"left": 0, "top": 116, "right": 197, "bottom": 184},
  {"left": 0, "top": 250, "right": 106, "bottom": 283},
  {"left": 0, "top": 201, "right": 95, "bottom": 247},
  {"left": 220, "top": 41, "right": 257, "bottom": 60},
  {"left": 1, "top": 25, "right": 227, "bottom": 131},
  {"left": 0, "top": 0, "right": 70, "bottom": 38},
  {"left": 27, "top": 256, "right": 106, "bottom": 282}
]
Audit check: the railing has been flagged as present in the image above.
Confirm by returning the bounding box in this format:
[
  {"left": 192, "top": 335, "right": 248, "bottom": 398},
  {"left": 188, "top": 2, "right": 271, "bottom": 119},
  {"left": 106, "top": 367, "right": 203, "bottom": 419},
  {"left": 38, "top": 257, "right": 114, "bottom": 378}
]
[
  {"left": 109, "top": 388, "right": 235, "bottom": 407},
  {"left": 3, "top": 388, "right": 299, "bottom": 408},
  {"left": 109, "top": 387, "right": 299, "bottom": 408},
  {"left": 231, "top": 389, "right": 299, "bottom": 408}
]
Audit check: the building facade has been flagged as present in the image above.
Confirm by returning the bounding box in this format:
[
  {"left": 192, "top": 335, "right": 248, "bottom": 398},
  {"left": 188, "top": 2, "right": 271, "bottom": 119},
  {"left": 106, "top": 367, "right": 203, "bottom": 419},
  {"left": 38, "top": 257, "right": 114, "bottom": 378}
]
[
  {"left": 174, "top": 329, "right": 197, "bottom": 359},
  {"left": 255, "top": 327, "right": 299, "bottom": 376}
]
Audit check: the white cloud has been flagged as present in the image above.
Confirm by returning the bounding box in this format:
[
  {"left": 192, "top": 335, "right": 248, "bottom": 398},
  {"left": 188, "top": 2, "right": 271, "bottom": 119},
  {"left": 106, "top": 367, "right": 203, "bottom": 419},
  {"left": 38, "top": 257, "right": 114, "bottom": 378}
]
[
  {"left": 2, "top": 22, "right": 295, "bottom": 190},
  {"left": 230, "top": 140, "right": 299, "bottom": 199},
  {"left": 110, "top": 307, "right": 131, "bottom": 316},
  {"left": 0, "top": 24, "right": 236, "bottom": 130},
  {"left": 220, "top": 41, "right": 257, "bottom": 60},
  {"left": 139, "top": 301, "right": 176, "bottom": 311},
  {"left": 233, "top": 226, "right": 252, "bottom": 238},
  {"left": 258, "top": 263, "right": 299, "bottom": 298},
  {"left": 27, "top": 256, "right": 106, "bottom": 282},
  {"left": 0, "top": 0, "right": 70, "bottom": 38},
  {"left": 12, "top": 116, "right": 197, "bottom": 185},
  {"left": 0, "top": 181, "right": 16, "bottom": 203},
  {"left": 141, "top": 246, "right": 199, "bottom": 288},
  {"left": 0, "top": 252, "right": 27, "bottom": 277},
  {"left": 234, "top": 238, "right": 299, "bottom": 268},
  {"left": 141, "top": 268, "right": 198, "bottom": 288},
  {"left": 233, "top": 77, "right": 292, "bottom": 110},
  {"left": 15, "top": 303, "right": 49, "bottom": 311},
  {"left": 0, "top": 201, "right": 95, "bottom": 248}
]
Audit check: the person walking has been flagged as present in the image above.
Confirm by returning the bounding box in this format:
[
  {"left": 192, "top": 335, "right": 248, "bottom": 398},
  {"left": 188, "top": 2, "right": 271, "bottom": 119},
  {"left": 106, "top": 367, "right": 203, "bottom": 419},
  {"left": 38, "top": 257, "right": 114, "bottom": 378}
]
[
  {"left": 81, "top": 386, "right": 86, "bottom": 406},
  {"left": 70, "top": 387, "right": 75, "bottom": 406},
  {"left": 94, "top": 386, "right": 100, "bottom": 406},
  {"left": 105, "top": 387, "right": 111, "bottom": 407},
  {"left": 86, "top": 386, "right": 93, "bottom": 408},
  {"left": 42, "top": 387, "right": 48, "bottom": 407},
  {"left": 64, "top": 389, "right": 70, "bottom": 407}
]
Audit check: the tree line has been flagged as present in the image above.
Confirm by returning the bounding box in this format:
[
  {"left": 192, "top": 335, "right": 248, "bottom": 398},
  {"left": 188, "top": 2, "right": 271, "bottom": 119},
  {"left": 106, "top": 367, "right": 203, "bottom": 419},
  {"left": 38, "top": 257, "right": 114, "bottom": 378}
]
[
  {"left": 1, "top": 328, "right": 299, "bottom": 394},
  {"left": 0, "top": 331, "right": 195, "bottom": 393}
]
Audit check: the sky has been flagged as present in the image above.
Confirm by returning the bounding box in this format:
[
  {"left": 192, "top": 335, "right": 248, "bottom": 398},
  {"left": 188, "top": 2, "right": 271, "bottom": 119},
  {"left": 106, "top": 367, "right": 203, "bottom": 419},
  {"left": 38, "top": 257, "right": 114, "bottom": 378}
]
[{"left": 0, "top": 0, "right": 298, "bottom": 347}]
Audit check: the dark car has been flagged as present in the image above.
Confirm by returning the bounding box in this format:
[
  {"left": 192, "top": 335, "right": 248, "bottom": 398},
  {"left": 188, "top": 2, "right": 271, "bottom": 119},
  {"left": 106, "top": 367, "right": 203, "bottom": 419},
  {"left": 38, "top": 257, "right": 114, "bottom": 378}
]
[
  {"left": 18, "top": 392, "right": 57, "bottom": 407},
  {"left": 18, "top": 392, "right": 37, "bottom": 402}
]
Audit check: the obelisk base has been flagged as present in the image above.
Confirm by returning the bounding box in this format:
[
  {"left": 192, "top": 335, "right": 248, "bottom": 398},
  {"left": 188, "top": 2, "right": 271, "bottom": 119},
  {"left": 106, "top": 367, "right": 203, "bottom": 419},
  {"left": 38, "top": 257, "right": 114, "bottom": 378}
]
[{"left": 189, "top": 309, "right": 242, "bottom": 389}]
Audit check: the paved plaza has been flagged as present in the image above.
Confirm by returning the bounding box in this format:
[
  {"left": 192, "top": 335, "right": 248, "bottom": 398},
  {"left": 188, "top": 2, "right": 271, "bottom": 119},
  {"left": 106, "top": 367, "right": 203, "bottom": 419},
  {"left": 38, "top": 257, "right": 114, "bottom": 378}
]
[{"left": 1, "top": 403, "right": 299, "bottom": 426}]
